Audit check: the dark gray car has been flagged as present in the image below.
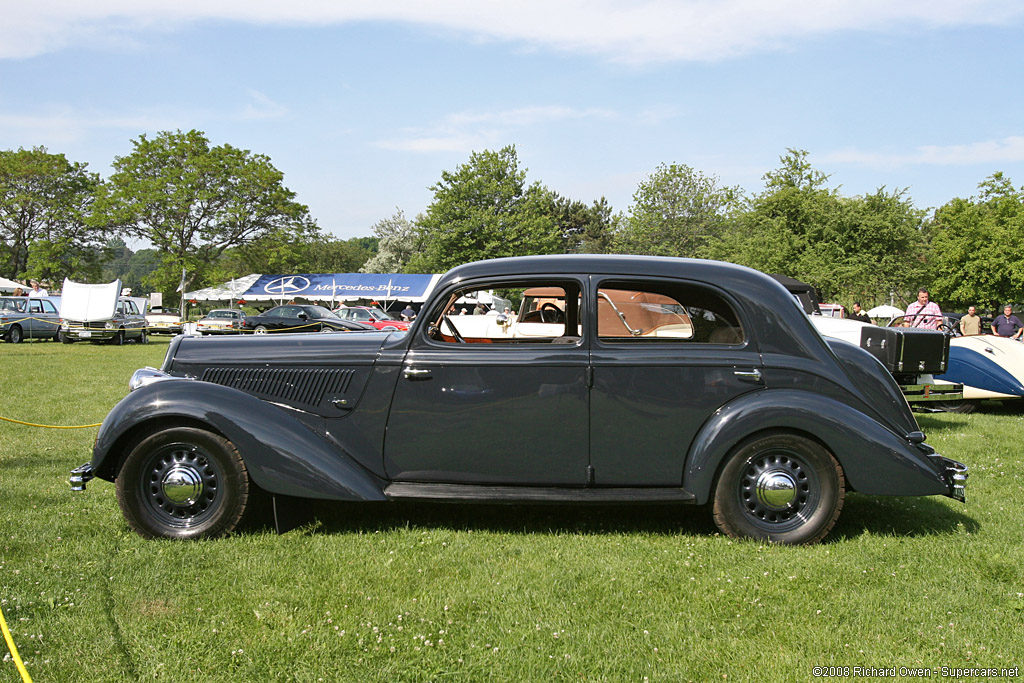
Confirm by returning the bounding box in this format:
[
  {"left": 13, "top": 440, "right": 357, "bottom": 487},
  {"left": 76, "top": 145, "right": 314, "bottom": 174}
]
[
  {"left": 1, "top": 296, "right": 62, "bottom": 343},
  {"left": 62, "top": 297, "right": 148, "bottom": 345},
  {"left": 70, "top": 255, "right": 968, "bottom": 544}
]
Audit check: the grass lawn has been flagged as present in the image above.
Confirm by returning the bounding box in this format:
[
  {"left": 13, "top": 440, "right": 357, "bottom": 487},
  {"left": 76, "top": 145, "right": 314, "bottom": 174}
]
[{"left": 1, "top": 338, "right": 1023, "bottom": 682}]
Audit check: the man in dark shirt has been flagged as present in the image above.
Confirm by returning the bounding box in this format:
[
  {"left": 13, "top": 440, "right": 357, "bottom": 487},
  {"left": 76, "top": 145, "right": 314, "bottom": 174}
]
[
  {"left": 991, "top": 305, "right": 1023, "bottom": 340},
  {"left": 850, "top": 302, "right": 871, "bottom": 323}
]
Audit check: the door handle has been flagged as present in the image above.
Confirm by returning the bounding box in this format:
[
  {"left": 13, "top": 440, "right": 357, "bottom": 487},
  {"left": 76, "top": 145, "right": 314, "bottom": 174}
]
[
  {"left": 734, "top": 368, "right": 762, "bottom": 383},
  {"left": 403, "top": 368, "right": 432, "bottom": 381}
]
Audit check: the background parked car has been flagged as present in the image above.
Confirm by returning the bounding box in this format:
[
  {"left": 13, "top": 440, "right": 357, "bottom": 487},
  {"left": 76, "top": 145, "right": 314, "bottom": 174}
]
[
  {"left": 0, "top": 296, "right": 62, "bottom": 343},
  {"left": 196, "top": 308, "right": 246, "bottom": 334},
  {"left": 334, "top": 305, "right": 410, "bottom": 330},
  {"left": 146, "top": 307, "right": 183, "bottom": 335},
  {"left": 240, "top": 304, "right": 375, "bottom": 334},
  {"left": 60, "top": 279, "right": 148, "bottom": 345}
]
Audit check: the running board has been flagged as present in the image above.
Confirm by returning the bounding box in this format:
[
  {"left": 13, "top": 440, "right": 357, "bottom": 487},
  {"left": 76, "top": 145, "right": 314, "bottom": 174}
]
[{"left": 384, "top": 483, "right": 696, "bottom": 504}]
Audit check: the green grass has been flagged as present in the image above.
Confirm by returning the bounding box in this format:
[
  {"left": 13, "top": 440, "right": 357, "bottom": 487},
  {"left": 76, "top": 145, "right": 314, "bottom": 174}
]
[{"left": 1, "top": 338, "right": 1023, "bottom": 681}]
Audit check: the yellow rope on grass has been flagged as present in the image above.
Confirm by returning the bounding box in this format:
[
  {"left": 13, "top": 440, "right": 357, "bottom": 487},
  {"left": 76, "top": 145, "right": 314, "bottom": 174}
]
[
  {"left": 0, "top": 415, "right": 102, "bottom": 429},
  {"left": 0, "top": 600, "right": 33, "bottom": 683}
]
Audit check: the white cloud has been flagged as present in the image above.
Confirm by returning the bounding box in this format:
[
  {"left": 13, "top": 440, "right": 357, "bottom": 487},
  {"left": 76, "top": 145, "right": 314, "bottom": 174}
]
[
  {"left": 240, "top": 90, "right": 288, "bottom": 121},
  {"left": 826, "top": 136, "right": 1024, "bottom": 167},
  {"left": 375, "top": 105, "right": 615, "bottom": 153},
  {"left": 4, "top": 0, "right": 1022, "bottom": 63}
]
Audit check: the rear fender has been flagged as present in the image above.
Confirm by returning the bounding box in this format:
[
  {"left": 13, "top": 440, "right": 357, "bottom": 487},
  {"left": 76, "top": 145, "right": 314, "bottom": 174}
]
[
  {"left": 93, "top": 380, "right": 387, "bottom": 501},
  {"left": 684, "top": 390, "right": 949, "bottom": 504}
]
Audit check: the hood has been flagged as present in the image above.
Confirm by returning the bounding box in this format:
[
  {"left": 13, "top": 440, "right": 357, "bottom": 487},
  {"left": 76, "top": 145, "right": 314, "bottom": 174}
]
[
  {"left": 61, "top": 278, "right": 121, "bottom": 322},
  {"left": 165, "top": 329, "right": 394, "bottom": 377}
]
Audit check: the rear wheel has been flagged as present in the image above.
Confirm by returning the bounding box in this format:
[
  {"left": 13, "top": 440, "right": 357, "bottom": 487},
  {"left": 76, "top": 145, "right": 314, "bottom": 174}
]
[
  {"left": 254, "top": 325, "right": 268, "bottom": 335},
  {"left": 712, "top": 432, "right": 845, "bottom": 545},
  {"left": 6, "top": 325, "right": 23, "bottom": 343},
  {"left": 936, "top": 399, "right": 978, "bottom": 414},
  {"left": 116, "top": 427, "right": 259, "bottom": 540}
]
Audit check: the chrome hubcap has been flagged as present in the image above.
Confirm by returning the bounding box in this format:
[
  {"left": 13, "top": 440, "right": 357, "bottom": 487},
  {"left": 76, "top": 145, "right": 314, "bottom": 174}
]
[
  {"left": 161, "top": 465, "right": 204, "bottom": 505},
  {"left": 754, "top": 470, "right": 797, "bottom": 509}
]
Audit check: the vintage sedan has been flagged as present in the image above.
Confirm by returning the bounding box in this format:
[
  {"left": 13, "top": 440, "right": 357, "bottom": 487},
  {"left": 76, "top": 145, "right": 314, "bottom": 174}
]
[
  {"left": 240, "top": 304, "right": 372, "bottom": 334},
  {"left": 70, "top": 256, "right": 967, "bottom": 545},
  {"left": 145, "top": 307, "right": 183, "bottom": 335},
  {"left": 0, "top": 296, "right": 62, "bottom": 343},
  {"left": 196, "top": 308, "right": 246, "bottom": 335}
]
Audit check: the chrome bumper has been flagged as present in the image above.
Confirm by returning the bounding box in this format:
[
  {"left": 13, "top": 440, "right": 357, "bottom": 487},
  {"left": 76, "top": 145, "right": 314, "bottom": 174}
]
[
  {"left": 930, "top": 455, "right": 968, "bottom": 502},
  {"left": 70, "top": 462, "right": 94, "bottom": 492}
]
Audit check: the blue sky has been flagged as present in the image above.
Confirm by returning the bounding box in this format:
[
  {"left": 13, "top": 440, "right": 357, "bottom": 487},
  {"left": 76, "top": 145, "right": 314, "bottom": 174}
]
[{"left": 2, "top": 1, "right": 1024, "bottom": 241}]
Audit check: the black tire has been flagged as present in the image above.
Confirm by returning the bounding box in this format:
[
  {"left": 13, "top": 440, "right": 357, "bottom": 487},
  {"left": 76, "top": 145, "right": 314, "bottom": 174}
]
[
  {"left": 712, "top": 432, "right": 845, "bottom": 545},
  {"left": 138, "top": 328, "right": 149, "bottom": 344},
  {"left": 62, "top": 332, "right": 74, "bottom": 344},
  {"left": 254, "top": 325, "right": 268, "bottom": 335},
  {"left": 6, "top": 325, "right": 23, "bottom": 344},
  {"left": 116, "top": 427, "right": 259, "bottom": 540},
  {"left": 108, "top": 329, "right": 125, "bottom": 346},
  {"left": 936, "top": 399, "right": 978, "bottom": 414}
]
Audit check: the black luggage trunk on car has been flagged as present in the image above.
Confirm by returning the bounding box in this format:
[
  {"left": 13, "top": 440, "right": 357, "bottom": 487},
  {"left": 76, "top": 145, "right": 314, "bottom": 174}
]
[{"left": 860, "top": 326, "right": 950, "bottom": 375}]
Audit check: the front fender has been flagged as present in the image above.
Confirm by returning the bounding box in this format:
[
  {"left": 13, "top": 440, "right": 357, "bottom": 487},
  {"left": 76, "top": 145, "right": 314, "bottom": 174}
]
[
  {"left": 92, "top": 379, "right": 387, "bottom": 501},
  {"left": 684, "top": 390, "right": 950, "bottom": 504}
]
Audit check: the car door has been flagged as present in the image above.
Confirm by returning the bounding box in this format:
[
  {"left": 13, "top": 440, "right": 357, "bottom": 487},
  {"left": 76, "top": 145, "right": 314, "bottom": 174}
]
[
  {"left": 384, "top": 279, "right": 589, "bottom": 486},
  {"left": 28, "top": 298, "right": 60, "bottom": 338},
  {"left": 588, "top": 278, "right": 763, "bottom": 486}
]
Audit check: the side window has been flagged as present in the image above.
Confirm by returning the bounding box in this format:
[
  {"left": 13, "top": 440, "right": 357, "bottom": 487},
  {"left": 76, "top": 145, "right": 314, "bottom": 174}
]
[
  {"left": 596, "top": 282, "right": 743, "bottom": 344},
  {"left": 427, "top": 282, "right": 582, "bottom": 345},
  {"left": 29, "top": 300, "right": 43, "bottom": 313},
  {"left": 41, "top": 300, "right": 57, "bottom": 314}
]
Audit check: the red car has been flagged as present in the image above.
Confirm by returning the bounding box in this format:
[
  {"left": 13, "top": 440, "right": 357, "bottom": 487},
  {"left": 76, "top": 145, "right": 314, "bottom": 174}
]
[{"left": 333, "top": 306, "right": 410, "bottom": 331}]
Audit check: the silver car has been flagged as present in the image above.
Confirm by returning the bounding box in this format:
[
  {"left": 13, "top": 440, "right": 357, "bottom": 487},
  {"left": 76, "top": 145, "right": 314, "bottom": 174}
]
[
  {"left": 0, "top": 296, "right": 62, "bottom": 343},
  {"left": 62, "top": 297, "right": 148, "bottom": 345}
]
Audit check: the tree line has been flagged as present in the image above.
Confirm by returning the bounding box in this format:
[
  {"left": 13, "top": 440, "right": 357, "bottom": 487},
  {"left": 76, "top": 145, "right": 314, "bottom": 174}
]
[{"left": 3, "top": 130, "right": 1022, "bottom": 311}]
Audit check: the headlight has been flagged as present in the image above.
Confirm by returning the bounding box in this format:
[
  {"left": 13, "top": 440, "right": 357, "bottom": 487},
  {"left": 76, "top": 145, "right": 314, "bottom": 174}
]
[
  {"left": 105, "top": 321, "right": 115, "bottom": 330},
  {"left": 61, "top": 321, "right": 69, "bottom": 330},
  {"left": 129, "top": 367, "right": 180, "bottom": 391}
]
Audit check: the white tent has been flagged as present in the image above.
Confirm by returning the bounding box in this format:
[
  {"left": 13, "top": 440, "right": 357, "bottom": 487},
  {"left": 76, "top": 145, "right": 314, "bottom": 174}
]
[
  {"left": 183, "top": 274, "right": 262, "bottom": 303},
  {"left": 867, "top": 304, "right": 904, "bottom": 318},
  {"left": 0, "top": 276, "right": 28, "bottom": 293}
]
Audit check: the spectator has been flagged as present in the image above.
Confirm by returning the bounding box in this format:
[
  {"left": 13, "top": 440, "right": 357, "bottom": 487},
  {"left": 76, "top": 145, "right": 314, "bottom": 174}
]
[
  {"left": 28, "top": 280, "right": 48, "bottom": 297},
  {"left": 959, "top": 306, "right": 982, "bottom": 336},
  {"left": 850, "top": 302, "right": 871, "bottom": 323},
  {"left": 903, "top": 288, "right": 942, "bottom": 330},
  {"left": 12, "top": 287, "right": 24, "bottom": 296},
  {"left": 991, "top": 305, "right": 1023, "bottom": 340},
  {"left": 400, "top": 304, "right": 416, "bottom": 321}
]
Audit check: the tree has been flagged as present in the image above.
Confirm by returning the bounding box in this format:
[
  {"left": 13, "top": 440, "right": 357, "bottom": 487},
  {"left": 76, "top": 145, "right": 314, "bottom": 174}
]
[
  {"left": 360, "top": 209, "right": 420, "bottom": 273},
  {"left": 616, "top": 163, "right": 741, "bottom": 258},
  {"left": 549, "top": 194, "right": 618, "bottom": 254},
  {"left": 0, "top": 146, "right": 104, "bottom": 283},
  {"left": 93, "top": 130, "right": 312, "bottom": 297},
  {"left": 929, "top": 172, "right": 1024, "bottom": 309},
  {"left": 407, "top": 146, "right": 562, "bottom": 272}
]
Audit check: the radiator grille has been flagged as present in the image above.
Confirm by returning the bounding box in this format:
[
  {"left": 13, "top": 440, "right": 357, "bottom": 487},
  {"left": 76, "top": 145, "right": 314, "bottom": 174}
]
[{"left": 201, "top": 366, "right": 355, "bottom": 409}]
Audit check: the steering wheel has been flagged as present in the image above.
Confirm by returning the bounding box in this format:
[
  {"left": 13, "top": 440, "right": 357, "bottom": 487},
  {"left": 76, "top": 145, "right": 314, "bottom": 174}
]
[
  {"left": 540, "top": 302, "right": 564, "bottom": 324},
  {"left": 442, "top": 315, "right": 467, "bottom": 343}
]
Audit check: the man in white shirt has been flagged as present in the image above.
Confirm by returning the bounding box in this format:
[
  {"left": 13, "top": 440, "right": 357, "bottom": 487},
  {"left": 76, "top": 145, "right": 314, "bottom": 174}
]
[{"left": 28, "top": 280, "right": 48, "bottom": 297}]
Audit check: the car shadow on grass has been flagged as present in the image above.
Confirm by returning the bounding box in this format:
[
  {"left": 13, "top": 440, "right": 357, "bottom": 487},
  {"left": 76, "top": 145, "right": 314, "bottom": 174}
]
[
  {"left": 273, "top": 493, "right": 976, "bottom": 543},
  {"left": 826, "top": 493, "right": 978, "bottom": 542},
  {"left": 279, "top": 498, "right": 720, "bottom": 538}
]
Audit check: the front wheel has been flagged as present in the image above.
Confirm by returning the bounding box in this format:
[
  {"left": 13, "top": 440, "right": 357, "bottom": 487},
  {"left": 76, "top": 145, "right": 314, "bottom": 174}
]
[
  {"left": 712, "top": 432, "right": 845, "bottom": 545},
  {"left": 254, "top": 325, "right": 268, "bottom": 335},
  {"left": 115, "top": 427, "right": 260, "bottom": 539},
  {"left": 6, "top": 325, "right": 23, "bottom": 343},
  {"left": 138, "top": 328, "right": 149, "bottom": 344}
]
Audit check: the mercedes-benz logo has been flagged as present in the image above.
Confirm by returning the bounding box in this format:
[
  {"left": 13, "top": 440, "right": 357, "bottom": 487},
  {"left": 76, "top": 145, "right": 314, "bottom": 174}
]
[{"left": 263, "top": 276, "right": 310, "bottom": 296}]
